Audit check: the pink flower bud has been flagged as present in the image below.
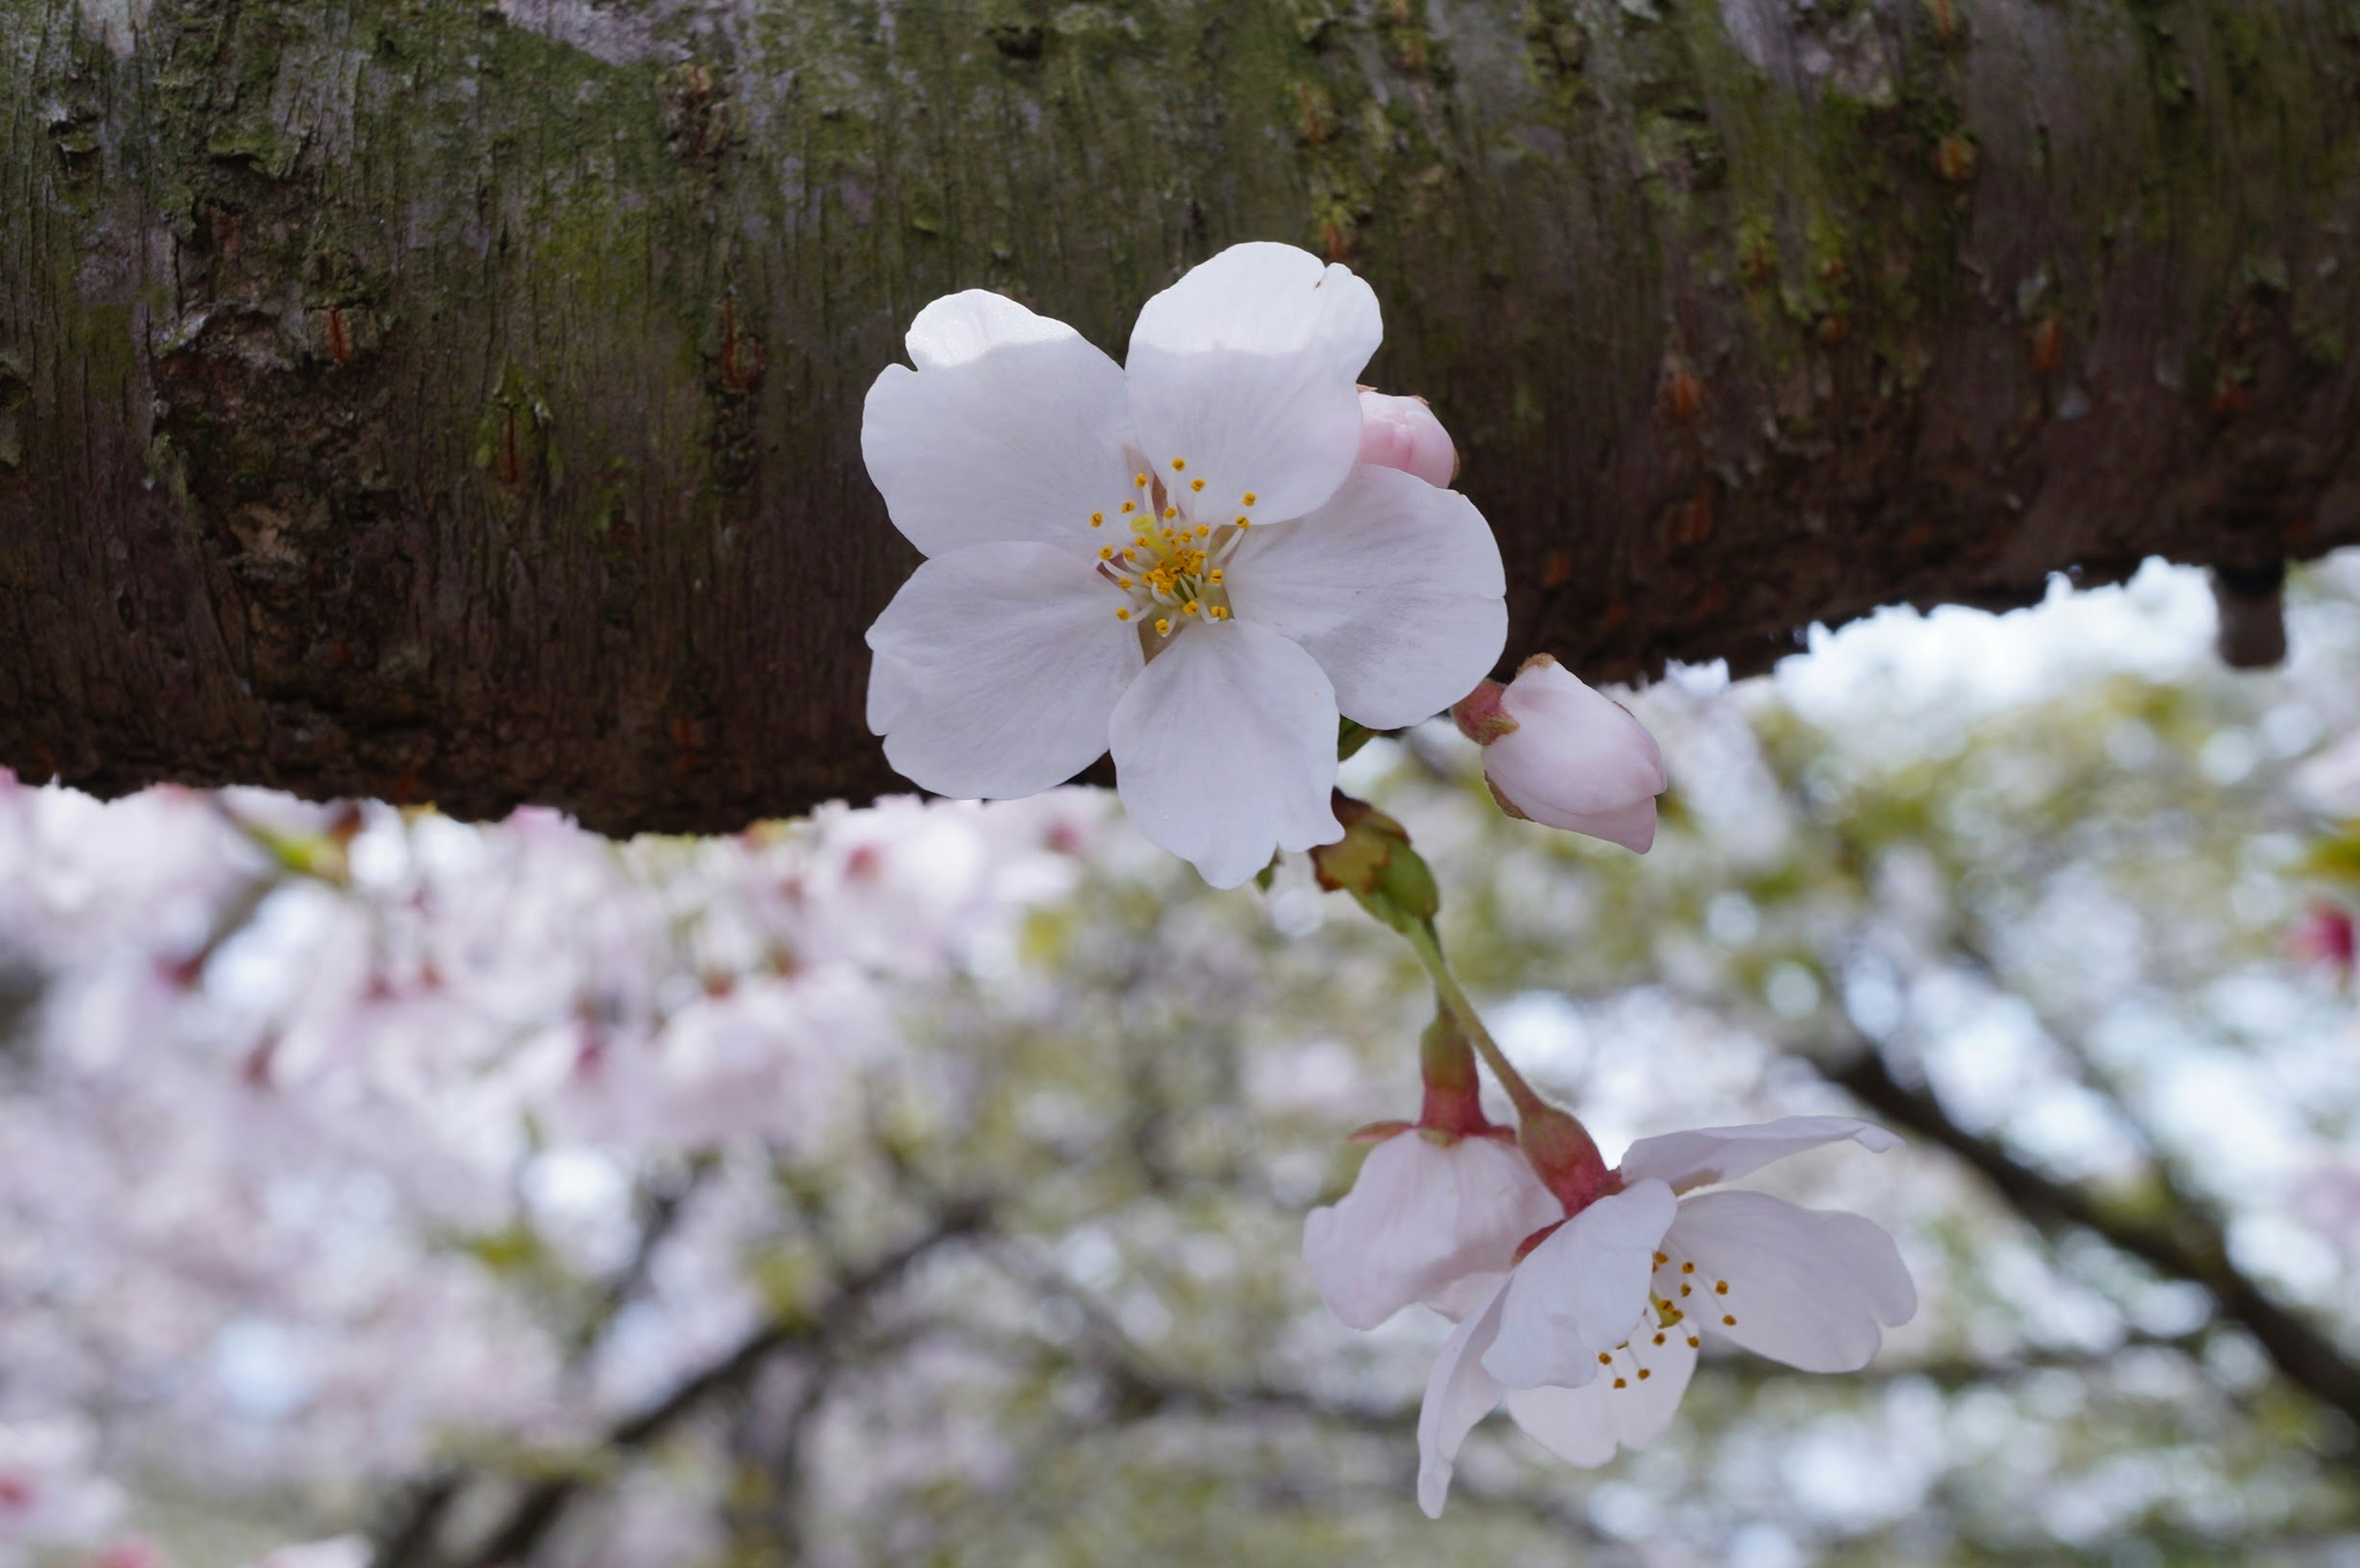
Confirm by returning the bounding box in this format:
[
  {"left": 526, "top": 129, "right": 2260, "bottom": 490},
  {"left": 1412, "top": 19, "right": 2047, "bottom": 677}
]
[
  {"left": 1452, "top": 656, "right": 1667, "bottom": 852},
  {"left": 1356, "top": 390, "right": 1458, "bottom": 488}
]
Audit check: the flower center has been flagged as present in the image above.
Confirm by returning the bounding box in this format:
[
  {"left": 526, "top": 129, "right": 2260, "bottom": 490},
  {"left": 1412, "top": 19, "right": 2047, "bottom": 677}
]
[{"left": 1086, "top": 458, "right": 1262, "bottom": 649}]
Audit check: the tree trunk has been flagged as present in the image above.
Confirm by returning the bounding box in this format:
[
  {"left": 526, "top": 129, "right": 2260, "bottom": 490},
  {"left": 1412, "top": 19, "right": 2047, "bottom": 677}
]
[{"left": 4, "top": 0, "right": 2357, "bottom": 834}]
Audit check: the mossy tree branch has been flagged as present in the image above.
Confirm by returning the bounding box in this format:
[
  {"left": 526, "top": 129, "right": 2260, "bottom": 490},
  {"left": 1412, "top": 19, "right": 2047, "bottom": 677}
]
[{"left": 6, "top": 0, "right": 2359, "bottom": 832}]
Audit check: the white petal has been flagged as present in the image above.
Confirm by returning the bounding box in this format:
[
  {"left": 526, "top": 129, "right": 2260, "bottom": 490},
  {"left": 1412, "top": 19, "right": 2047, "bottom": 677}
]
[
  {"left": 1482, "top": 1179, "right": 1676, "bottom": 1390},
  {"left": 1416, "top": 1274, "right": 1511, "bottom": 1519},
  {"left": 862, "top": 291, "right": 1134, "bottom": 557},
  {"left": 1659, "top": 1190, "right": 1916, "bottom": 1373},
  {"left": 1425, "top": 1268, "right": 1508, "bottom": 1323},
  {"left": 1357, "top": 390, "right": 1458, "bottom": 488},
  {"left": 1126, "top": 243, "right": 1378, "bottom": 526},
  {"left": 1302, "top": 1134, "right": 1561, "bottom": 1331},
  {"left": 1618, "top": 1115, "right": 1902, "bottom": 1195},
  {"left": 1107, "top": 621, "right": 1343, "bottom": 887},
  {"left": 1225, "top": 465, "right": 1507, "bottom": 730},
  {"left": 1504, "top": 1326, "right": 1697, "bottom": 1468},
  {"left": 865, "top": 540, "right": 1142, "bottom": 799},
  {"left": 1482, "top": 659, "right": 1667, "bottom": 838}
]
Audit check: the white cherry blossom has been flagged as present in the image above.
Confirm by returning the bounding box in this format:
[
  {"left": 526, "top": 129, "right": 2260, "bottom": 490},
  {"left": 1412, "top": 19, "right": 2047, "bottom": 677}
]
[
  {"left": 1302, "top": 1129, "right": 1561, "bottom": 1331},
  {"left": 863, "top": 243, "right": 1508, "bottom": 887},
  {"left": 1416, "top": 1116, "right": 1913, "bottom": 1516}
]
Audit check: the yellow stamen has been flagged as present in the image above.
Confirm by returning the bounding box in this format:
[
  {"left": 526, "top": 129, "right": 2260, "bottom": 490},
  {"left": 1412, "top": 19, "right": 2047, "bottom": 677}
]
[
  {"left": 1182, "top": 600, "right": 1200, "bottom": 616},
  {"left": 1597, "top": 1353, "right": 1611, "bottom": 1366},
  {"left": 1171, "top": 458, "right": 1186, "bottom": 471},
  {"left": 1208, "top": 569, "right": 1224, "bottom": 584},
  {"left": 1715, "top": 1281, "right": 1729, "bottom": 1295},
  {"left": 1115, "top": 607, "right": 1131, "bottom": 621},
  {"left": 1653, "top": 1253, "right": 1668, "bottom": 1268},
  {"left": 1099, "top": 546, "right": 1114, "bottom": 560},
  {"left": 1163, "top": 506, "right": 1178, "bottom": 520},
  {"left": 1723, "top": 1314, "right": 1737, "bottom": 1326},
  {"left": 1613, "top": 1377, "right": 1627, "bottom": 1389},
  {"left": 1679, "top": 1284, "right": 1691, "bottom": 1297},
  {"left": 1637, "top": 1369, "right": 1652, "bottom": 1381},
  {"left": 1135, "top": 473, "right": 1148, "bottom": 487},
  {"left": 1189, "top": 478, "right": 1205, "bottom": 492},
  {"left": 1653, "top": 1333, "right": 1666, "bottom": 1346},
  {"left": 1121, "top": 502, "right": 1135, "bottom": 514},
  {"left": 1687, "top": 1336, "right": 1701, "bottom": 1347},
  {"left": 1195, "top": 524, "right": 1210, "bottom": 538},
  {"left": 1117, "top": 578, "right": 1133, "bottom": 589},
  {"left": 1243, "top": 492, "right": 1256, "bottom": 505},
  {"left": 1091, "top": 512, "right": 1104, "bottom": 526},
  {"left": 1155, "top": 617, "right": 1171, "bottom": 636},
  {"left": 1681, "top": 1262, "right": 1695, "bottom": 1274}
]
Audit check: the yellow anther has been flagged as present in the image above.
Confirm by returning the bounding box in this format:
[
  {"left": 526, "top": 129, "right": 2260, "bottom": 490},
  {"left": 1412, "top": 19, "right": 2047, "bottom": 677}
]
[
  {"left": 1135, "top": 473, "right": 1148, "bottom": 487},
  {"left": 1091, "top": 511, "right": 1104, "bottom": 526},
  {"left": 1208, "top": 569, "right": 1224, "bottom": 584},
  {"left": 1117, "top": 577, "right": 1133, "bottom": 589},
  {"left": 1213, "top": 606, "right": 1230, "bottom": 619},
  {"left": 1679, "top": 1284, "right": 1691, "bottom": 1298},
  {"left": 1681, "top": 1262, "right": 1695, "bottom": 1274},
  {"left": 1115, "top": 607, "right": 1131, "bottom": 621},
  {"left": 1597, "top": 1352, "right": 1611, "bottom": 1366},
  {"left": 1653, "top": 1253, "right": 1668, "bottom": 1268},
  {"left": 1722, "top": 1314, "right": 1737, "bottom": 1326},
  {"left": 1121, "top": 502, "right": 1135, "bottom": 514},
  {"left": 1195, "top": 524, "right": 1210, "bottom": 538},
  {"left": 1687, "top": 1336, "right": 1701, "bottom": 1347},
  {"left": 1243, "top": 492, "right": 1257, "bottom": 505},
  {"left": 1182, "top": 600, "right": 1200, "bottom": 616},
  {"left": 1163, "top": 506, "right": 1178, "bottom": 520},
  {"left": 1714, "top": 1281, "right": 1729, "bottom": 1295},
  {"left": 1155, "top": 617, "right": 1171, "bottom": 636},
  {"left": 1613, "top": 1377, "right": 1627, "bottom": 1390},
  {"left": 1235, "top": 517, "right": 1251, "bottom": 529},
  {"left": 1099, "top": 546, "right": 1114, "bottom": 560},
  {"left": 1652, "top": 1333, "right": 1666, "bottom": 1346},
  {"left": 1171, "top": 458, "right": 1186, "bottom": 471},
  {"left": 1189, "top": 477, "right": 1205, "bottom": 492},
  {"left": 1637, "top": 1368, "right": 1653, "bottom": 1381}
]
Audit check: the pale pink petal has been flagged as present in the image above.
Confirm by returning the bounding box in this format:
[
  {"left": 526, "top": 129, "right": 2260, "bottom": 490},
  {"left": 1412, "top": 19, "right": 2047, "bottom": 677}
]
[
  {"left": 1425, "top": 1268, "right": 1508, "bottom": 1323},
  {"left": 2294, "top": 731, "right": 2360, "bottom": 817},
  {"left": 1618, "top": 1115, "right": 1901, "bottom": 1195},
  {"left": 1482, "top": 1179, "right": 1676, "bottom": 1390},
  {"left": 1658, "top": 1191, "right": 1915, "bottom": 1373},
  {"left": 862, "top": 291, "right": 1134, "bottom": 557},
  {"left": 1127, "top": 243, "right": 1377, "bottom": 527},
  {"left": 1503, "top": 1325, "right": 1697, "bottom": 1467},
  {"left": 1302, "top": 1134, "right": 1560, "bottom": 1330},
  {"left": 865, "top": 540, "right": 1142, "bottom": 799},
  {"left": 1483, "top": 659, "right": 1666, "bottom": 845},
  {"left": 1107, "top": 621, "right": 1342, "bottom": 888},
  {"left": 1416, "top": 1274, "right": 1512, "bottom": 1519},
  {"left": 1356, "top": 390, "right": 1458, "bottom": 487},
  {"left": 1225, "top": 465, "right": 1506, "bottom": 731}
]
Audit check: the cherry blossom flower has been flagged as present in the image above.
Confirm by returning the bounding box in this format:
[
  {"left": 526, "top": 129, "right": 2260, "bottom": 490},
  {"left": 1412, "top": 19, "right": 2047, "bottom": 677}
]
[
  {"left": 1452, "top": 656, "right": 1667, "bottom": 852},
  {"left": 1303, "top": 1130, "right": 1561, "bottom": 1330},
  {"left": 1416, "top": 1116, "right": 1914, "bottom": 1516},
  {"left": 1355, "top": 390, "right": 1457, "bottom": 488},
  {"left": 862, "top": 243, "right": 1508, "bottom": 887}
]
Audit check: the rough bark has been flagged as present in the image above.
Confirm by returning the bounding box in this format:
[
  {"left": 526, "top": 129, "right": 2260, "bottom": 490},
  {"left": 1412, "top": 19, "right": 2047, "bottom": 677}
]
[{"left": 5, "top": 0, "right": 2358, "bottom": 834}]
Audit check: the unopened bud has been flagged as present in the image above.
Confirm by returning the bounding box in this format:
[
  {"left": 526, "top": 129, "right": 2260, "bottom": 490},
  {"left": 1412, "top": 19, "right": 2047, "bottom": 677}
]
[
  {"left": 1356, "top": 389, "right": 1458, "bottom": 488},
  {"left": 1454, "top": 655, "right": 1666, "bottom": 853}
]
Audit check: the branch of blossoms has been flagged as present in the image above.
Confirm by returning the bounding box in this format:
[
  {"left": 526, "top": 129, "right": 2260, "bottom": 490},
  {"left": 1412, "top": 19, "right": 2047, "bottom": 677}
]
[{"left": 852, "top": 241, "right": 1901, "bottom": 1511}]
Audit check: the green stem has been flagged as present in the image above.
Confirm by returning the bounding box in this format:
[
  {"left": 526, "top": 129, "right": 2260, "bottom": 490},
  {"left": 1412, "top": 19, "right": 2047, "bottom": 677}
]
[{"left": 1400, "top": 920, "right": 1548, "bottom": 1119}]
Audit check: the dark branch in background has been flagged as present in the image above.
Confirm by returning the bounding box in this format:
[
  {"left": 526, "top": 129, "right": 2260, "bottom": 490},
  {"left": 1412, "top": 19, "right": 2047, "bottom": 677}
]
[
  {"left": 1824, "top": 1049, "right": 2360, "bottom": 1432},
  {"left": 371, "top": 1197, "right": 995, "bottom": 1568}
]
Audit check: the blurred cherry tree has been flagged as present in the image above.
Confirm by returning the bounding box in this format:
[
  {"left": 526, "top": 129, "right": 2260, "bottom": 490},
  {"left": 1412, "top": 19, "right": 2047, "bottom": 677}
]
[{"left": 4, "top": 552, "right": 2359, "bottom": 1568}]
